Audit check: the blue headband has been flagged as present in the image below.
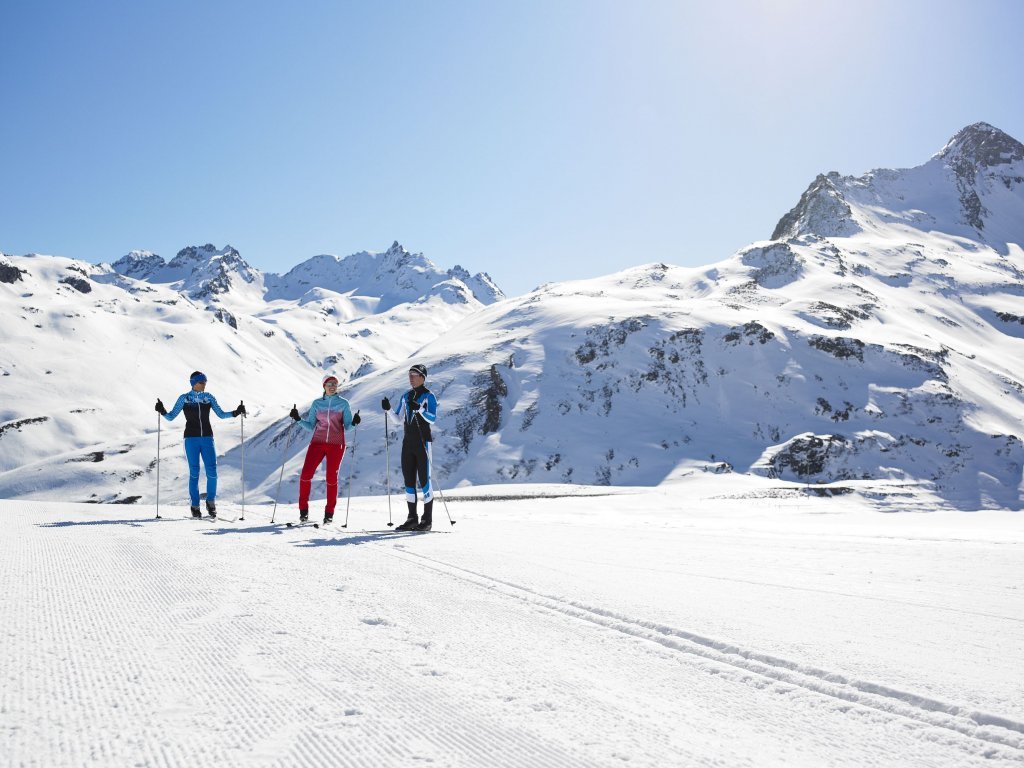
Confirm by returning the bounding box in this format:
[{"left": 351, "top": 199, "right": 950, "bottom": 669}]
[{"left": 190, "top": 372, "right": 207, "bottom": 385}]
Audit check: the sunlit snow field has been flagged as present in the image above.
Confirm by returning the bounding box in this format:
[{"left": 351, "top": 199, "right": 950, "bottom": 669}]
[{"left": 3, "top": 478, "right": 1022, "bottom": 767}]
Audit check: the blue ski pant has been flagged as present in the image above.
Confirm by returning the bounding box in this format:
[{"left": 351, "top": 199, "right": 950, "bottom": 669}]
[{"left": 184, "top": 436, "right": 217, "bottom": 506}]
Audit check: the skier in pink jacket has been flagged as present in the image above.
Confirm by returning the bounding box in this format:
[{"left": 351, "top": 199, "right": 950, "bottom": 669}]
[{"left": 289, "top": 375, "right": 360, "bottom": 524}]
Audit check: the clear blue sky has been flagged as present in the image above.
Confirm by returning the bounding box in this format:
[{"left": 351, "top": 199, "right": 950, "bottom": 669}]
[{"left": 2, "top": 0, "right": 1022, "bottom": 296}]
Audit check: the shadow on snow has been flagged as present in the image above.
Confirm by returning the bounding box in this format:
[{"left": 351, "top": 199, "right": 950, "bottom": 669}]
[
  {"left": 294, "top": 531, "right": 425, "bottom": 547},
  {"left": 38, "top": 518, "right": 193, "bottom": 528}
]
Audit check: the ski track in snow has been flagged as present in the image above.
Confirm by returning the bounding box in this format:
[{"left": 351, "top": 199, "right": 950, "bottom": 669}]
[
  {"left": 383, "top": 547, "right": 1024, "bottom": 757},
  {"left": 2, "top": 498, "right": 1023, "bottom": 767}
]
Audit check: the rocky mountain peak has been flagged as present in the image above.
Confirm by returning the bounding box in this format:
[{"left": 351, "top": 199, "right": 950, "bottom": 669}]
[
  {"left": 771, "top": 123, "right": 1024, "bottom": 242},
  {"left": 168, "top": 243, "right": 241, "bottom": 269},
  {"left": 161, "top": 244, "right": 259, "bottom": 299},
  {"left": 935, "top": 122, "right": 1024, "bottom": 169},
  {"left": 934, "top": 123, "right": 1024, "bottom": 234},
  {"left": 111, "top": 250, "right": 165, "bottom": 280},
  {"left": 379, "top": 241, "right": 424, "bottom": 272},
  {"left": 771, "top": 173, "right": 859, "bottom": 241},
  {"left": 448, "top": 264, "right": 471, "bottom": 282},
  {"left": 447, "top": 265, "right": 505, "bottom": 305}
]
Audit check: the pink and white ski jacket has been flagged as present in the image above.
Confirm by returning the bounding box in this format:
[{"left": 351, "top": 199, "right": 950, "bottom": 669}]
[{"left": 296, "top": 394, "right": 353, "bottom": 446}]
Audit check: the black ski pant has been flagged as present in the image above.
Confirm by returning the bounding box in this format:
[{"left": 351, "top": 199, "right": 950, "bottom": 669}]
[
  {"left": 401, "top": 438, "right": 433, "bottom": 503},
  {"left": 401, "top": 438, "right": 433, "bottom": 518}
]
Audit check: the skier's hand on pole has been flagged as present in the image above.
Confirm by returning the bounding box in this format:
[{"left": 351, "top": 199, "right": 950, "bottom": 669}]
[
  {"left": 408, "top": 395, "right": 421, "bottom": 411},
  {"left": 352, "top": 410, "right": 361, "bottom": 426},
  {"left": 233, "top": 402, "right": 247, "bottom": 417},
  {"left": 155, "top": 398, "right": 167, "bottom": 415},
  {"left": 381, "top": 397, "right": 391, "bottom": 411},
  {"left": 289, "top": 404, "right": 300, "bottom": 421}
]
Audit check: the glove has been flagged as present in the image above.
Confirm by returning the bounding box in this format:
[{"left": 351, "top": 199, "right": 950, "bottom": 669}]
[
  {"left": 155, "top": 399, "right": 167, "bottom": 415},
  {"left": 381, "top": 397, "right": 391, "bottom": 411},
  {"left": 352, "top": 410, "right": 361, "bottom": 426},
  {"left": 289, "top": 405, "right": 300, "bottom": 421},
  {"left": 233, "top": 403, "right": 247, "bottom": 417},
  {"left": 408, "top": 394, "right": 421, "bottom": 411}
]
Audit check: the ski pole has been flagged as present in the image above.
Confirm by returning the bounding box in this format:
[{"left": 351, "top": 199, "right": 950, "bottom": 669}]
[
  {"left": 271, "top": 412, "right": 296, "bottom": 524},
  {"left": 384, "top": 409, "right": 393, "bottom": 527},
  {"left": 430, "top": 454, "right": 455, "bottom": 527},
  {"left": 239, "top": 400, "right": 246, "bottom": 521},
  {"left": 155, "top": 411, "right": 162, "bottom": 520},
  {"left": 343, "top": 422, "right": 356, "bottom": 528}
]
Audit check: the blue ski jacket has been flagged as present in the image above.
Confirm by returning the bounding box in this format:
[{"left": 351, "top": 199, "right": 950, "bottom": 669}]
[
  {"left": 390, "top": 386, "right": 438, "bottom": 443},
  {"left": 164, "top": 391, "right": 234, "bottom": 437}
]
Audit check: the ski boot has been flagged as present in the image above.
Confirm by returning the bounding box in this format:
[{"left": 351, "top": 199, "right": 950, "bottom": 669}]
[
  {"left": 415, "top": 502, "right": 433, "bottom": 532},
  {"left": 299, "top": 508, "right": 309, "bottom": 523},
  {"left": 206, "top": 500, "right": 216, "bottom": 518},
  {"left": 190, "top": 506, "right": 202, "bottom": 518},
  {"left": 323, "top": 513, "right": 334, "bottom": 525},
  {"left": 395, "top": 502, "right": 419, "bottom": 531}
]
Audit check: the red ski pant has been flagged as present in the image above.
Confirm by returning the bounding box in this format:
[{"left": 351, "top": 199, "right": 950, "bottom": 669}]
[{"left": 298, "top": 442, "right": 345, "bottom": 514}]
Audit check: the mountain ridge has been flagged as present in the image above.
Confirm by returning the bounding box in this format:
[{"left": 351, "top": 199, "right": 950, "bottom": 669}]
[{"left": 771, "top": 121, "right": 1024, "bottom": 248}]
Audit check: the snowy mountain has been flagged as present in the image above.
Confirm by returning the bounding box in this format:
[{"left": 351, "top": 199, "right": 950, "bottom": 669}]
[
  {"left": 772, "top": 122, "right": 1024, "bottom": 246},
  {"left": 263, "top": 241, "right": 504, "bottom": 308},
  {"left": 318, "top": 122, "right": 1024, "bottom": 509},
  {"left": 2, "top": 123, "right": 1023, "bottom": 509},
  {"left": 0, "top": 241, "right": 501, "bottom": 503}
]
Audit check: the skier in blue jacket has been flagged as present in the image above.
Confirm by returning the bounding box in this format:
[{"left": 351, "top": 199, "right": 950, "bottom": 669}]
[
  {"left": 381, "top": 363, "right": 439, "bottom": 530},
  {"left": 155, "top": 371, "right": 245, "bottom": 518},
  {"left": 288, "top": 374, "right": 361, "bottom": 524}
]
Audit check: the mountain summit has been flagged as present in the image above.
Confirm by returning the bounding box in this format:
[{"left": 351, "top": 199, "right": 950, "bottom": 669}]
[
  {"left": 262, "top": 241, "right": 504, "bottom": 308},
  {"left": 772, "top": 122, "right": 1024, "bottom": 245},
  {"left": 935, "top": 121, "right": 1024, "bottom": 168},
  {"left": 111, "top": 244, "right": 260, "bottom": 300}
]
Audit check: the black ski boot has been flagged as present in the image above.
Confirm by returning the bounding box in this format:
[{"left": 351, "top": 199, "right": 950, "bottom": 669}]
[
  {"left": 299, "top": 508, "right": 309, "bottom": 522},
  {"left": 206, "top": 500, "right": 216, "bottom": 518},
  {"left": 190, "top": 506, "right": 202, "bottom": 518},
  {"left": 323, "top": 513, "right": 334, "bottom": 525},
  {"left": 395, "top": 501, "right": 419, "bottom": 531},
  {"left": 415, "top": 501, "right": 433, "bottom": 531}
]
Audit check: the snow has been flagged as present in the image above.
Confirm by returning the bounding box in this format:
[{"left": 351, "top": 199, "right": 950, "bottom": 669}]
[{"left": 2, "top": 484, "right": 1022, "bottom": 766}]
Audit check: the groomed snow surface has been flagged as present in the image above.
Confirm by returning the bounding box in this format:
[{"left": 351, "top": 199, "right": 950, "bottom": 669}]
[{"left": 2, "top": 480, "right": 1022, "bottom": 767}]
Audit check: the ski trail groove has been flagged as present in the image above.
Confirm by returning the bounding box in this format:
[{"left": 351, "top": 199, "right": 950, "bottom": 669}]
[{"left": 385, "top": 548, "right": 1024, "bottom": 760}]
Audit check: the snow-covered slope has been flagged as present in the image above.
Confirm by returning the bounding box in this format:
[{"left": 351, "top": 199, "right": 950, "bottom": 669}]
[
  {"left": 333, "top": 247, "right": 1023, "bottom": 508},
  {"left": 320, "top": 123, "right": 1024, "bottom": 509},
  {"left": 2, "top": 123, "right": 1023, "bottom": 509}
]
